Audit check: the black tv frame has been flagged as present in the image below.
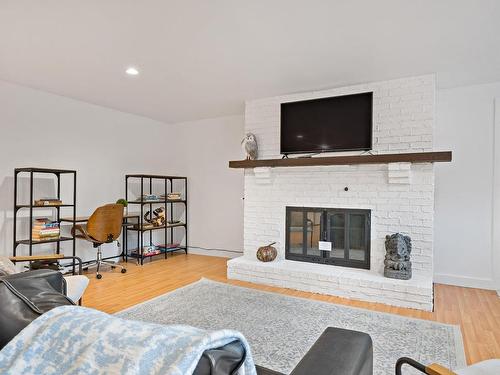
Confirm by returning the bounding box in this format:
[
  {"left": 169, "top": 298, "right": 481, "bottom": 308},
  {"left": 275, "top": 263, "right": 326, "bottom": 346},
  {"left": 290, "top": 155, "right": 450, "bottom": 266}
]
[{"left": 280, "top": 92, "right": 373, "bottom": 157}]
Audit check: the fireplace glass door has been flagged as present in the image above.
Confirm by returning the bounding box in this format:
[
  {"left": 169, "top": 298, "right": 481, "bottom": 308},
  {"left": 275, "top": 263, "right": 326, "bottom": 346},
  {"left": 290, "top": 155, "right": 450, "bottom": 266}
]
[
  {"left": 329, "top": 212, "right": 346, "bottom": 259},
  {"left": 288, "top": 210, "right": 304, "bottom": 255},
  {"left": 285, "top": 207, "right": 370, "bottom": 270},
  {"left": 306, "top": 211, "right": 322, "bottom": 257},
  {"left": 287, "top": 208, "right": 323, "bottom": 261},
  {"left": 326, "top": 210, "right": 370, "bottom": 267}
]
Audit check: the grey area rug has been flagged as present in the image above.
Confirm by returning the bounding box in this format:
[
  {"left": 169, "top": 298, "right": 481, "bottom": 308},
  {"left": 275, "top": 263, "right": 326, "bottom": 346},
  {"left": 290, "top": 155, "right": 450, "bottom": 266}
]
[{"left": 117, "top": 278, "right": 466, "bottom": 375}]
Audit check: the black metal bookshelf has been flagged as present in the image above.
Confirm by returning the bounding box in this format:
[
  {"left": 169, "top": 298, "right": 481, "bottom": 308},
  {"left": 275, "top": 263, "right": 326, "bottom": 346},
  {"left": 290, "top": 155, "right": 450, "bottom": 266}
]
[
  {"left": 125, "top": 174, "right": 187, "bottom": 265},
  {"left": 13, "top": 167, "right": 77, "bottom": 270}
]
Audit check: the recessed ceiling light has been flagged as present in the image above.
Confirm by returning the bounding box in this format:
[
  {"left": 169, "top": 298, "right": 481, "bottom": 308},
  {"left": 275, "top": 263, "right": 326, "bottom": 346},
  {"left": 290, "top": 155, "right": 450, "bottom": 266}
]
[{"left": 125, "top": 67, "right": 139, "bottom": 76}]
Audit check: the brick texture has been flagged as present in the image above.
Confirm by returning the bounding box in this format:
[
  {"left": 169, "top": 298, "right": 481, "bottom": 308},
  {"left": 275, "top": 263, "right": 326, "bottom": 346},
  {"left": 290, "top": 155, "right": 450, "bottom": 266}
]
[{"left": 245, "top": 75, "right": 435, "bottom": 159}]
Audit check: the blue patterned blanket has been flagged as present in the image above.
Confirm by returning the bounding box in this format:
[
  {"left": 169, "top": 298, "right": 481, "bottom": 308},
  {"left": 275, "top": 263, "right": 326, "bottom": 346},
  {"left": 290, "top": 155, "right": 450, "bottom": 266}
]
[{"left": 0, "top": 306, "right": 256, "bottom": 375}]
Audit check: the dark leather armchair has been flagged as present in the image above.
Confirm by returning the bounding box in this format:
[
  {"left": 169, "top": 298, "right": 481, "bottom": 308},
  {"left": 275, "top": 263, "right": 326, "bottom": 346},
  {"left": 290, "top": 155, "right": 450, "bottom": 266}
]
[
  {"left": 0, "top": 269, "right": 75, "bottom": 349},
  {"left": 8, "top": 254, "right": 88, "bottom": 304}
]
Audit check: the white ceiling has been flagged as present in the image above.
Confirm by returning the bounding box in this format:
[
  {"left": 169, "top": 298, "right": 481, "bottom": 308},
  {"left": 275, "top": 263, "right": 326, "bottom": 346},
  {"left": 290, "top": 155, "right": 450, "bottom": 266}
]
[{"left": 1, "top": 0, "right": 500, "bottom": 123}]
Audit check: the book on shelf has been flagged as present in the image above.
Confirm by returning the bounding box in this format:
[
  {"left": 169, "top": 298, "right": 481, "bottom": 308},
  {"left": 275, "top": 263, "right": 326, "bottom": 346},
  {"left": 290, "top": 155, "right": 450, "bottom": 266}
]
[
  {"left": 137, "top": 194, "right": 160, "bottom": 202},
  {"left": 32, "top": 228, "right": 60, "bottom": 234},
  {"left": 34, "top": 198, "right": 63, "bottom": 206},
  {"left": 33, "top": 218, "right": 59, "bottom": 225},
  {"left": 33, "top": 218, "right": 59, "bottom": 226},
  {"left": 32, "top": 235, "right": 60, "bottom": 241},
  {"left": 133, "top": 223, "right": 155, "bottom": 230},
  {"left": 161, "top": 193, "right": 182, "bottom": 200},
  {"left": 130, "top": 245, "right": 161, "bottom": 257}
]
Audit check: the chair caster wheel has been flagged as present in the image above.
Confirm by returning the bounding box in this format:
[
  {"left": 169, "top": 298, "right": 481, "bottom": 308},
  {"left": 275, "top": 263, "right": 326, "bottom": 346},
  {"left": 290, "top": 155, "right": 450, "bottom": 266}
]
[
  {"left": 96, "top": 274, "right": 102, "bottom": 279},
  {"left": 121, "top": 268, "right": 127, "bottom": 274}
]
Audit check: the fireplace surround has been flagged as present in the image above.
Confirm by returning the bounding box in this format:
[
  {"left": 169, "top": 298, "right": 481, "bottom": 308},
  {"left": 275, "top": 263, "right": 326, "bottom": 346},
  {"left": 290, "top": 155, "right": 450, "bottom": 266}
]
[
  {"left": 285, "top": 207, "right": 371, "bottom": 270},
  {"left": 228, "top": 74, "right": 443, "bottom": 311}
]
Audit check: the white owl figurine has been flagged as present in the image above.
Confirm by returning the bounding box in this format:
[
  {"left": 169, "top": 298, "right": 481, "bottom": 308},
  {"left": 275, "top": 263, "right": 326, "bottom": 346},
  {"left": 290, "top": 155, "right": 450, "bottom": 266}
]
[{"left": 241, "top": 133, "right": 258, "bottom": 160}]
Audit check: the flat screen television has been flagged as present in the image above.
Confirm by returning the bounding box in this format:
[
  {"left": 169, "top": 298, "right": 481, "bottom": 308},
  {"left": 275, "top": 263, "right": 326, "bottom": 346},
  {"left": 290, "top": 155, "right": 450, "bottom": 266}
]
[{"left": 280, "top": 92, "right": 373, "bottom": 155}]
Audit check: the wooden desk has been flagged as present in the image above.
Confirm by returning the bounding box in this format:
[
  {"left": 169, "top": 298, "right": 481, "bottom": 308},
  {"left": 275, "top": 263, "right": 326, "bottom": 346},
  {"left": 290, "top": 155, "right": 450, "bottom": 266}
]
[
  {"left": 60, "top": 213, "right": 141, "bottom": 223},
  {"left": 60, "top": 213, "right": 140, "bottom": 263}
]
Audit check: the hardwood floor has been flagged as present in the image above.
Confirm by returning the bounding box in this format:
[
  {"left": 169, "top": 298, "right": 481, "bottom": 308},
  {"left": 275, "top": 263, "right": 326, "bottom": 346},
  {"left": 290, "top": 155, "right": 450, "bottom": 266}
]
[{"left": 82, "top": 253, "right": 500, "bottom": 366}]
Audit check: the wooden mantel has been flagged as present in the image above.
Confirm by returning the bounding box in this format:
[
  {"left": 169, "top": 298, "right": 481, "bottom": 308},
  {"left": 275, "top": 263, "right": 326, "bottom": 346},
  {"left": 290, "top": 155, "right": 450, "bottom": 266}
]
[{"left": 228, "top": 151, "right": 452, "bottom": 169}]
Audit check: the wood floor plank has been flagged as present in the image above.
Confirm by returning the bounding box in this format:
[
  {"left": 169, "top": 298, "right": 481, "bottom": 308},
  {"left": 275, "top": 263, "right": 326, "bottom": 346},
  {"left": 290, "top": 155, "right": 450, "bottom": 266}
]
[{"left": 81, "top": 253, "right": 500, "bottom": 366}]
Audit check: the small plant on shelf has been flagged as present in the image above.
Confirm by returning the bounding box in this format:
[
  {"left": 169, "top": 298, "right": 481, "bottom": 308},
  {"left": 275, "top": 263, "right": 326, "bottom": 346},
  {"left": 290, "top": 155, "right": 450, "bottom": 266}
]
[
  {"left": 116, "top": 198, "right": 128, "bottom": 214},
  {"left": 116, "top": 198, "right": 128, "bottom": 207}
]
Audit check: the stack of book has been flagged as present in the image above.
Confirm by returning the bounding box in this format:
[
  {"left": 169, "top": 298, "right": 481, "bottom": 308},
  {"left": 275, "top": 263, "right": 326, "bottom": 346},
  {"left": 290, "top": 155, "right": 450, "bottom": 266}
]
[
  {"left": 34, "top": 198, "right": 63, "bottom": 206},
  {"left": 32, "top": 218, "right": 60, "bottom": 241},
  {"left": 137, "top": 194, "right": 160, "bottom": 202}
]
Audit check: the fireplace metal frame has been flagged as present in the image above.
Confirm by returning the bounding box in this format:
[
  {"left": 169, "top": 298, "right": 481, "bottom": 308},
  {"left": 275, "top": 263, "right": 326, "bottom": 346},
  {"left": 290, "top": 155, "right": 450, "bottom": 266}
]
[{"left": 285, "top": 206, "right": 371, "bottom": 270}]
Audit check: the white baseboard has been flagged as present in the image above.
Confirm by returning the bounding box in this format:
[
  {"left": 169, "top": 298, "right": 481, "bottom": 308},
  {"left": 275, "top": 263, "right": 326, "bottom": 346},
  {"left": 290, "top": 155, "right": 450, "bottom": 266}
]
[
  {"left": 188, "top": 247, "right": 243, "bottom": 259},
  {"left": 434, "top": 273, "right": 497, "bottom": 290}
]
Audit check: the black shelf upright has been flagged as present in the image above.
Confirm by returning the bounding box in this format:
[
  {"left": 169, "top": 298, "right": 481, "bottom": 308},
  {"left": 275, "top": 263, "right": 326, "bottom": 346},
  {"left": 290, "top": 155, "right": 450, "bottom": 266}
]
[
  {"left": 13, "top": 167, "right": 77, "bottom": 271},
  {"left": 125, "top": 174, "right": 188, "bottom": 265}
]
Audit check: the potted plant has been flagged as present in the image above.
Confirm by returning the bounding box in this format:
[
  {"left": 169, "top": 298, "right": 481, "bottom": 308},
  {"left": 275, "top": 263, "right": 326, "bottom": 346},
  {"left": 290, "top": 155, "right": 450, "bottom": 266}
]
[{"left": 116, "top": 199, "right": 128, "bottom": 215}]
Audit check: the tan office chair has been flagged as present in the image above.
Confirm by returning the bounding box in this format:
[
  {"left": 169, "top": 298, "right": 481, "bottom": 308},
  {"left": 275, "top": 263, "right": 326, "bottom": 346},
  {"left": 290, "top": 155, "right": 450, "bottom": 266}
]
[{"left": 72, "top": 204, "right": 126, "bottom": 279}]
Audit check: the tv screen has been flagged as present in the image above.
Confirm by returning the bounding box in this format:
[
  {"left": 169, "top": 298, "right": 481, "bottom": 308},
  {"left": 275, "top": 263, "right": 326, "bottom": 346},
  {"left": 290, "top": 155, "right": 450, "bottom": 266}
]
[{"left": 280, "top": 92, "right": 373, "bottom": 155}]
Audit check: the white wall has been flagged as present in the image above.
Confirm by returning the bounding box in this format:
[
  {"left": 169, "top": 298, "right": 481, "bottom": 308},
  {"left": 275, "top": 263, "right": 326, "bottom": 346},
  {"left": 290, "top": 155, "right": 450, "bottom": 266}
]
[
  {"left": 0, "top": 80, "right": 245, "bottom": 263},
  {"left": 494, "top": 99, "right": 500, "bottom": 293},
  {"left": 164, "top": 116, "right": 245, "bottom": 257},
  {"left": 0, "top": 80, "right": 169, "bottom": 260},
  {"left": 434, "top": 81, "right": 500, "bottom": 290}
]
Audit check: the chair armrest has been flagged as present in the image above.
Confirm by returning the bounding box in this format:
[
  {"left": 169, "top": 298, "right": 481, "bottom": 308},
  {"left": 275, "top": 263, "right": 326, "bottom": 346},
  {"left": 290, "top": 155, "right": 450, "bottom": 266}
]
[
  {"left": 290, "top": 327, "right": 372, "bottom": 375},
  {"left": 9, "top": 255, "right": 83, "bottom": 276},
  {"left": 426, "top": 364, "right": 457, "bottom": 375},
  {"left": 72, "top": 224, "right": 100, "bottom": 244},
  {"left": 396, "top": 358, "right": 457, "bottom": 375}
]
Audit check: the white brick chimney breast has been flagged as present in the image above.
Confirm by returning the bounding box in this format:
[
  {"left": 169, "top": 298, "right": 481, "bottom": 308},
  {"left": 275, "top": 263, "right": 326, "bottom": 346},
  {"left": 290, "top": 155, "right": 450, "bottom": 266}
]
[{"left": 228, "top": 75, "right": 436, "bottom": 311}]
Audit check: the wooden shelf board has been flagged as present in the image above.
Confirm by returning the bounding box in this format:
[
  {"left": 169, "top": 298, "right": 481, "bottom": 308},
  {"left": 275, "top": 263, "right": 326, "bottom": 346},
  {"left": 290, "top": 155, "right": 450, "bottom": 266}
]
[
  {"left": 16, "top": 204, "right": 74, "bottom": 209},
  {"left": 127, "top": 222, "right": 186, "bottom": 232},
  {"left": 128, "top": 246, "right": 187, "bottom": 258},
  {"left": 16, "top": 236, "right": 73, "bottom": 245},
  {"left": 128, "top": 200, "right": 186, "bottom": 205},
  {"left": 228, "top": 151, "right": 452, "bottom": 169}
]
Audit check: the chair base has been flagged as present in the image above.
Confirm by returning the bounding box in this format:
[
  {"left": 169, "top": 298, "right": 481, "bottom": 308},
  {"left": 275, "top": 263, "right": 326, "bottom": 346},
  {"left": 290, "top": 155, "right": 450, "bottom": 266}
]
[{"left": 86, "top": 245, "right": 127, "bottom": 279}]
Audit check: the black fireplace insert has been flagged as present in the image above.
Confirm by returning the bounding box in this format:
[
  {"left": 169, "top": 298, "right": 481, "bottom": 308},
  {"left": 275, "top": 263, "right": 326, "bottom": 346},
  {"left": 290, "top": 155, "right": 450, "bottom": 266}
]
[{"left": 285, "top": 207, "right": 371, "bottom": 270}]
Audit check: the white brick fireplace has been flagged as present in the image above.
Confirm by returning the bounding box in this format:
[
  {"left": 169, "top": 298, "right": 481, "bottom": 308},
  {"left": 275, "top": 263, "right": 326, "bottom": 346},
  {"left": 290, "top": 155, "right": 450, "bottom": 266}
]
[{"left": 228, "top": 75, "right": 437, "bottom": 311}]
